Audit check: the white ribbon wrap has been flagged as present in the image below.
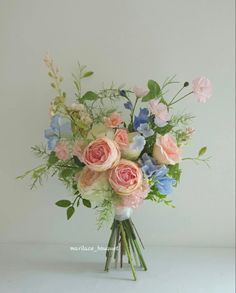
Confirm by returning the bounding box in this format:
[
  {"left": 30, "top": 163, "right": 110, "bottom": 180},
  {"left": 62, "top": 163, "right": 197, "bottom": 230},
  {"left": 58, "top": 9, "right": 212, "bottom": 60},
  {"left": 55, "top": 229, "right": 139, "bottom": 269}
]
[{"left": 114, "top": 207, "right": 133, "bottom": 221}]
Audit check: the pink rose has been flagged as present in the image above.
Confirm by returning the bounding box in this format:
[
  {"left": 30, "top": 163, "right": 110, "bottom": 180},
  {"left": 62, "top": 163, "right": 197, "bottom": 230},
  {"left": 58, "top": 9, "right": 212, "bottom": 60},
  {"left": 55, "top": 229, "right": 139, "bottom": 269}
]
[
  {"left": 77, "top": 167, "right": 102, "bottom": 189},
  {"left": 109, "top": 159, "right": 142, "bottom": 195},
  {"left": 133, "top": 86, "right": 148, "bottom": 98},
  {"left": 149, "top": 100, "right": 171, "bottom": 127},
  {"left": 82, "top": 137, "right": 120, "bottom": 172},
  {"left": 192, "top": 77, "right": 212, "bottom": 103},
  {"left": 114, "top": 129, "right": 129, "bottom": 149},
  {"left": 119, "top": 180, "right": 150, "bottom": 208},
  {"left": 104, "top": 112, "right": 123, "bottom": 128},
  {"left": 153, "top": 134, "right": 181, "bottom": 165},
  {"left": 55, "top": 141, "right": 69, "bottom": 161}
]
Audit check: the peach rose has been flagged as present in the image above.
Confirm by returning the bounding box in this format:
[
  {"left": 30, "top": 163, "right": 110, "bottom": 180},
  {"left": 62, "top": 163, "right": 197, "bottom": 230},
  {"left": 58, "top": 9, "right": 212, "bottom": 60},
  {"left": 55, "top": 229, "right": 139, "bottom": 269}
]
[
  {"left": 109, "top": 159, "right": 142, "bottom": 195},
  {"left": 114, "top": 129, "right": 129, "bottom": 149},
  {"left": 82, "top": 137, "right": 120, "bottom": 172},
  {"left": 77, "top": 167, "right": 111, "bottom": 202},
  {"left": 153, "top": 134, "right": 181, "bottom": 165},
  {"left": 104, "top": 112, "right": 123, "bottom": 128}
]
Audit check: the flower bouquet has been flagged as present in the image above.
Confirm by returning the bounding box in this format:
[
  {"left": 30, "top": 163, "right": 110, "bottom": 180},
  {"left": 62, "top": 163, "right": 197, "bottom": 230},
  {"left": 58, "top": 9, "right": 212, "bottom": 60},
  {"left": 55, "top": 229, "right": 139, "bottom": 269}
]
[{"left": 18, "top": 54, "right": 212, "bottom": 280}]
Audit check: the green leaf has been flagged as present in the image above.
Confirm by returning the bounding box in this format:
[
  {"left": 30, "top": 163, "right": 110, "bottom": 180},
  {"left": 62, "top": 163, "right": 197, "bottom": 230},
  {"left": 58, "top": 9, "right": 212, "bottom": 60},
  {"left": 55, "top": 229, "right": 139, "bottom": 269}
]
[
  {"left": 60, "top": 168, "right": 74, "bottom": 179},
  {"left": 76, "top": 198, "right": 80, "bottom": 207},
  {"left": 147, "top": 80, "right": 161, "bottom": 97},
  {"left": 83, "top": 71, "right": 94, "bottom": 78},
  {"left": 81, "top": 91, "right": 97, "bottom": 101},
  {"left": 82, "top": 198, "right": 91, "bottom": 208},
  {"left": 48, "top": 152, "right": 58, "bottom": 166},
  {"left": 55, "top": 200, "right": 71, "bottom": 208},
  {"left": 168, "top": 163, "right": 182, "bottom": 185},
  {"left": 198, "top": 146, "right": 207, "bottom": 157},
  {"left": 67, "top": 206, "right": 75, "bottom": 220},
  {"left": 142, "top": 92, "right": 155, "bottom": 102}
]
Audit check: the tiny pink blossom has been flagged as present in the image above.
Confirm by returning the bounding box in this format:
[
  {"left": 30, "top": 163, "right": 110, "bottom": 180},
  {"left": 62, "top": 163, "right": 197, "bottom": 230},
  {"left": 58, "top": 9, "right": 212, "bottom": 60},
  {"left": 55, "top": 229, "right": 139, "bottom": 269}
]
[
  {"left": 133, "top": 86, "right": 148, "bottom": 98},
  {"left": 192, "top": 77, "right": 212, "bottom": 103},
  {"left": 43, "top": 53, "right": 52, "bottom": 67},
  {"left": 104, "top": 112, "right": 123, "bottom": 128},
  {"left": 55, "top": 141, "right": 69, "bottom": 161}
]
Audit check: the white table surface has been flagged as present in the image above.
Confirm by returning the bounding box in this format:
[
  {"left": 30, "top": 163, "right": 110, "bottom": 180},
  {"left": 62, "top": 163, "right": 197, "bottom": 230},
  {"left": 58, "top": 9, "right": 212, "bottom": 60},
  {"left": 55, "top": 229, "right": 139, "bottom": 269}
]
[{"left": 0, "top": 243, "right": 234, "bottom": 293}]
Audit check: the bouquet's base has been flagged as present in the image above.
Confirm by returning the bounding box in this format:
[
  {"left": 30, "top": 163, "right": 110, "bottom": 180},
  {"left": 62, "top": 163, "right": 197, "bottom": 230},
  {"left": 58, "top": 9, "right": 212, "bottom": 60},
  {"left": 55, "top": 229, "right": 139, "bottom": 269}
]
[{"left": 104, "top": 218, "right": 147, "bottom": 281}]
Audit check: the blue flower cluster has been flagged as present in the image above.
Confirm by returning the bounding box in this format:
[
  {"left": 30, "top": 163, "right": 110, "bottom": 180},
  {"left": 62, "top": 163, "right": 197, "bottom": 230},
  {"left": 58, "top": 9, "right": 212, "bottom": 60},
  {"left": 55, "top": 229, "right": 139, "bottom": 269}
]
[
  {"left": 139, "top": 153, "right": 176, "bottom": 195},
  {"left": 134, "top": 108, "right": 154, "bottom": 138},
  {"left": 44, "top": 114, "right": 72, "bottom": 150}
]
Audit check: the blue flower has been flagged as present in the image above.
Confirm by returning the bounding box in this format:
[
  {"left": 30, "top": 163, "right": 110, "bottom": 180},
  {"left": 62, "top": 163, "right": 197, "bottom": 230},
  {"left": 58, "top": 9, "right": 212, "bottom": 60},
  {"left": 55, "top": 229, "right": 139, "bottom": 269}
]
[
  {"left": 124, "top": 101, "right": 133, "bottom": 110},
  {"left": 130, "top": 134, "right": 146, "bottom": 152},
  {"left": 137, "top": 123, "right": 154, "bottom": 138},
  {"left": 139, "top": 153, "right": 176, "bottom": 195},
  {"left": 133, "top": 108, "right": 149, "bottom": 130},
  {"left": 44, "top": 115, "right": 72, "bottom": 150}
]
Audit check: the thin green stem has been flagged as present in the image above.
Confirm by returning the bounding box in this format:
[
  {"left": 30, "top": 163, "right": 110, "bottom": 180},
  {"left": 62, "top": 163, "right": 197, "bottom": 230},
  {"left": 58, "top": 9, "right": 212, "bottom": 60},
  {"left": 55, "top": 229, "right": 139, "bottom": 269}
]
[
  {"left": 120, "top": 223, "right": 137, "bottom": 281},
  {"left": 169, "top": 91, "right": 193, "bottom": 106},
  {"left": 168, "top": 85, "right": 185, "bottom": 105}
]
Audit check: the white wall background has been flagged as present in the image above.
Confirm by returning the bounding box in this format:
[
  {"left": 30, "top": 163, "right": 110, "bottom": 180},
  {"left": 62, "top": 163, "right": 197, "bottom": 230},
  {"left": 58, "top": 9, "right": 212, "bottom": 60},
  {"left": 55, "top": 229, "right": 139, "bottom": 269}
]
[{"left": 0, "top": 0, "right": 235, "bottom": 247}]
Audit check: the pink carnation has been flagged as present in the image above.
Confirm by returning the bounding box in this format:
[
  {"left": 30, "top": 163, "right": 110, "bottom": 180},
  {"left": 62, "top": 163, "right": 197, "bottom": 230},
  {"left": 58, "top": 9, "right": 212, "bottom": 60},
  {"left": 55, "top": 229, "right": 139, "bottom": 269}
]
[
  {"left": 55, "top": 141, "right": 69, "bottom": 161},
  {"left": 104, "top": 112, "right": 123, "bottom": 128},
  {"left": 192, "top": 77, "right": 212, "bottom": 103},
  {"left": 119, "top": 180, "right": 150, "bottom": 208},
  {"left": 149, "top": 100, "right": 171, "bottom": 126}
]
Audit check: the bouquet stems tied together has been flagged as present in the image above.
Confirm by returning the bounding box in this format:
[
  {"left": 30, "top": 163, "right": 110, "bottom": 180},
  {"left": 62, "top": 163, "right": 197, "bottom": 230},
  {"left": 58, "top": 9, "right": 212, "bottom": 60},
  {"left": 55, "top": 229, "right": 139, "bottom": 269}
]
[{"left": 104, "top": 218, "right": 147, "bottom": 281}]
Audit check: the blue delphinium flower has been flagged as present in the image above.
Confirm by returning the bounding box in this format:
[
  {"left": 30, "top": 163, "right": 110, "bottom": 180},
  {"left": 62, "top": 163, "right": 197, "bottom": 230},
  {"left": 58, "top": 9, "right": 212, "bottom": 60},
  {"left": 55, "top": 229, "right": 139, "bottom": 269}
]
[
  {"left": 137, "top": 123, "right": 154, "bottom": 138},
  {"left": 130, "top": 134, "right": 146, "bottom": 152},
  {"left": 124, "top": 101, "right": 133, "bottom": 110},
  {"left": 139, "top": 153, "right": 176, "bottom": 195},
  {"left": 133, "top": 108, "right": 149, "bottom": 130},
  {"left": 44, "top": 114, "right": 72, "bottom": 150}
]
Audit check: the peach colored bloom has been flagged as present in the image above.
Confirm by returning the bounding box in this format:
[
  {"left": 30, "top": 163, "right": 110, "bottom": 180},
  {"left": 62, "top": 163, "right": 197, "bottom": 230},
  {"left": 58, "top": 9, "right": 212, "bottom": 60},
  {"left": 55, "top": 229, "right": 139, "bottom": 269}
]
[
  {"left": 133, "top": 86, "right": 148, "bottom": 98},
  {"left": 82, "top": 137, "right": 120, "bottom": 172},
  {"left": 119, "top": 180, "right": 150, "bottom": 208},
  {"left": 114, "top": 129, "right": 129, "bottom": 149},
  {"left": 77, "top": 167, "right": 111, "bottom": 202},
  {"left": 109, "top": 159, "right": 142, "bottom": 195},
  {"left": 192, "top": 77, "right": 212, "bottom": 103},
  {"left": 104, "top": 112, "right": 123, "bottom": 128},
  {"left": 153, "top": 134, "right": 181, "bottom": 165},
  {"left": 55, "top": 141, "right": 69, "bottom": 161}
]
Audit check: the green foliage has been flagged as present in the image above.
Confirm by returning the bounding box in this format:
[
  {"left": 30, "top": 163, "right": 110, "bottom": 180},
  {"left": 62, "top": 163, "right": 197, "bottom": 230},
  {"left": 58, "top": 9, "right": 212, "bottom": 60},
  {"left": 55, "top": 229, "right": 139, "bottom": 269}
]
[
  {"left": 81, "top": 91, "right": 98, "bottom": 101},
  {"left": 146, "top": 185, "right": 175, "bottom": 208},
  {"left": 83, "top": 71, "right": 94, "bottom": 78},
  {"left": 82, "top": 198, "right": 92, "bottom": 208},
  {"left": 96, "top": 199, "right": 113, "bottom": 229},
  {"left": 168, "top": 164, "right": 182, "bottom": 185},
  {"left": 142, "top": 80, "right": 161, "bottom": 102},
  {"left": 198, "top": 146, "right": 207, "bottom": 157},
  {"left": 48, "top": 151, "right": 58, "bottom": 166},
  {"left": 67, "top": 206, "right": 75, "bottom": 220},
  {"left": 55, "top": 200, "right": 71, "bottom": 207}
]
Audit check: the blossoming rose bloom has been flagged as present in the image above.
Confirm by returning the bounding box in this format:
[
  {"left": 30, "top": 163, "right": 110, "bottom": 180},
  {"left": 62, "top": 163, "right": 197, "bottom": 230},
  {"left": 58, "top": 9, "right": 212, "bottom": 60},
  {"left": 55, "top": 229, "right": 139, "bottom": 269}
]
[
  {"left": 153, "top": 134, "right": 181, "bottom": 165},
  {"left": 82, "top": 137, "right": 120, "bottom": 172},
  {"left": 109, "top": 159, "right": 142, "bottom": 195},
  {"left": 114, "top": 129, "right": 129, "bottom": 149},
  {"left": 77, "top": 167, "right": 111, "bottom": 202}
]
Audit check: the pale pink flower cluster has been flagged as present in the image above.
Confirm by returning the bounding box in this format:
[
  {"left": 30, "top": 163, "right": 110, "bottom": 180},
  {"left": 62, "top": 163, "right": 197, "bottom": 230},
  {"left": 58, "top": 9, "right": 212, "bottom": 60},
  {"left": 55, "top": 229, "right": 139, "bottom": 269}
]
[
  {"left": 104, "top": 112, "right": 123, "bottom": 128},
  {"left": 192, "top": 77, "right": 212, "bottom": 103},
  {"left": 55, "top": 141, "right": 70, "bottom": 161},
  {"left": 149, "top": 100, "right": 171, "bottom": 127}
]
